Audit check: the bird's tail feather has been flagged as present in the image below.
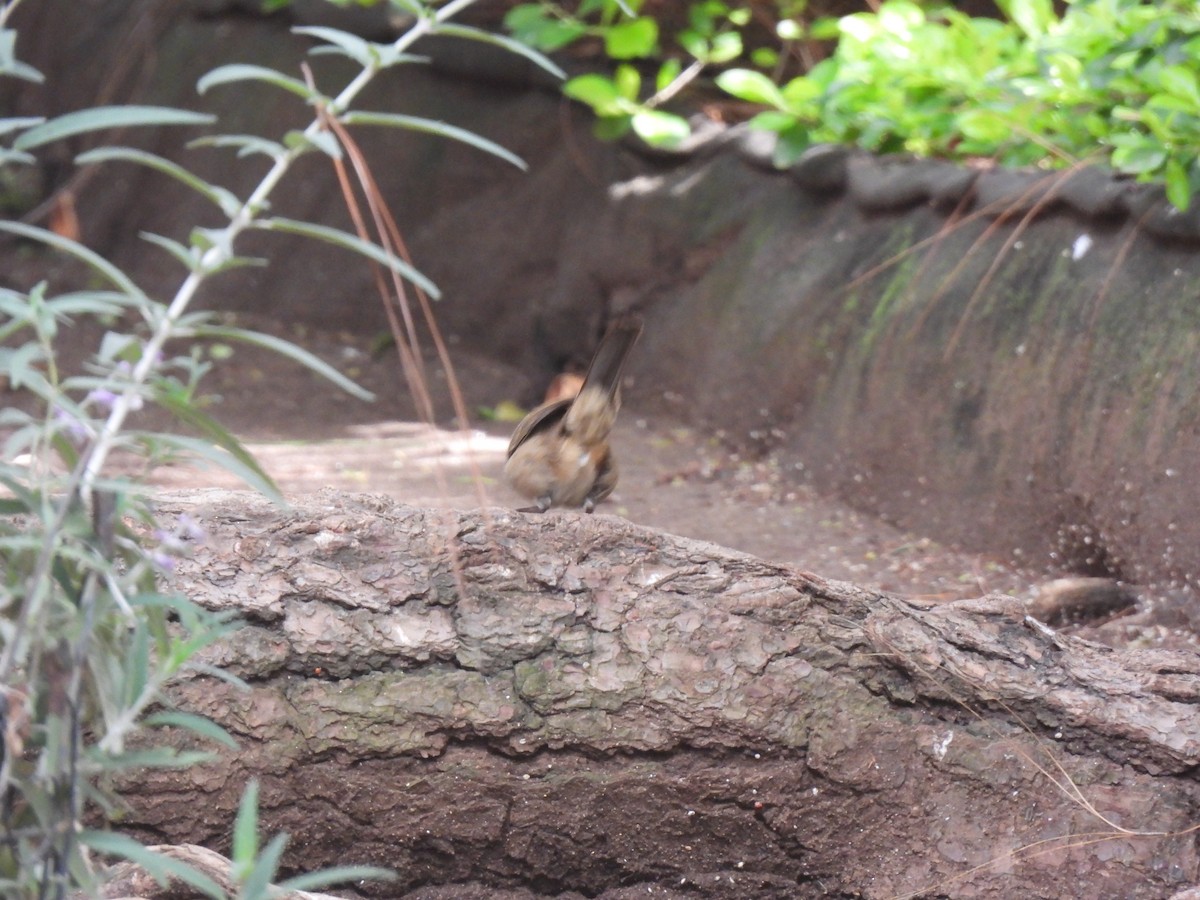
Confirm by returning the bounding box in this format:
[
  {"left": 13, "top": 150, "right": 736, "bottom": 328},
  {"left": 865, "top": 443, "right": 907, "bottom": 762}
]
[{"left": 582, "top": 318, "right": 642, "bottom": 399}]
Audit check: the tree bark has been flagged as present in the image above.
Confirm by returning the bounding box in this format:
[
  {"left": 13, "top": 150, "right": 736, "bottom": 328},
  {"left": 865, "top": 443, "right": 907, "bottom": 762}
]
[{"left": 110, "top": 488, "right": 1200, "bottom": 899}]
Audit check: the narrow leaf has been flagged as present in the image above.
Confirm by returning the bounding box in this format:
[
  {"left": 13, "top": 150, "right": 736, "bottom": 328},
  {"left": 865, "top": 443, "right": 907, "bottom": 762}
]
[
  {"left": 197, "top": 64, "right": 318, "bottom": 101},
  {"left": 145, "top": 711, "right": 239, "bottom": 749},
  {"left": 255, "top": 217, "right": 441, "bottom": 297},
  {"left": 140, "top": 232, "right": 200, "bottom": 271},
  {"left": 0, "top": 148, "right": 36, "bottom": 165},
  {"left": 341, "top": 110, "right": 526, "bottom": 171},
  {"left": 293, "top": 25, "right": 377, "bottom": 66},
  {"left": 0, "top": 221, "right": 147, "bottom": 301},
  {"left": 189, "top": 133, "right": 288, "bottom": 159},
  {"left": 149, "top": 432, "right": 281, "bottom": 502},
  {"left": 433, "top": 22, "right": 566, "bottom": 80},
  {"left": 14, "top": 106, "right": 214, "bottom": 151},
  {"left": 242, "top": 833, "right": 289, "bottom": 900},
  {"left": 76, "top": 147, "right": 242, "bottom": 217},
  {"left": 281, "top": 865, "right": 397, "bottom": 892},
  {"left": 0, "top": 116, "right": 45, "bottom": 137},
  {"left": 145, "top": 400, "right": 282, "bottom": 503},
  {"left": 79, "top": 832, "right": 226, "bottom": 900},
  {"left": 91, "top": 747, "right": 217, "bottom": 770},
  {"left": 182, "top": 324, "right": 375, "bottom": 402},
  {"left": 232, "top": 780, "right": 261, "bottom": 868}
]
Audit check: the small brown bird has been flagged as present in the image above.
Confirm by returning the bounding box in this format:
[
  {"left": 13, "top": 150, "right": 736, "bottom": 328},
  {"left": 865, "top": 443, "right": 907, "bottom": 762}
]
[{"left": 505, "top": 319, "right": 642, "bottom": 512}]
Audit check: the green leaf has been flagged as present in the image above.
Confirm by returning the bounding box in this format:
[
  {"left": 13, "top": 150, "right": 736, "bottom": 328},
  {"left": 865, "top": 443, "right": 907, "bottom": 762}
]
[
  {"left": 1164, "top": 157, "right": 1192, "bottom": 211},
  {"left": 140, "top": 232, "right": 200, "bottom": 271},
  {"left": 1109, "top": 133, "right": 1167, "bottom": 175},
  {"left": 76, "top": 147, "right": 242, "bottom": 217},
  {"left": 0, "top": 221, "right": 148, "bottom": 301},
  {"left": 614, "top": 64, "right": 641, "bottom": 102},
  {"left": 1158, "top": 65, "right": 1200, "bottom": 108},
  {"left": 13, "top": 106, "right": 215, "bottom": 151},
  {"left": 434, "top": 22, "right": 566, "bottom": 80},
  {"left": 281, "top": 865, "right": 397, "bottom": 892},
  {"left": 631, "top": 109, "right": 690, "bottom": 147},
  {"left": 715, "top": 69, "right": 785, "bottom": 108},
  {"left": 997, "top": 0, "right": 1055, "bottom": 38},
  {"left": 503, "top": 5, "right": 587, "bottom": 52},
  {"left": 256, "top": 217, "right": 441, "bottom": 297},
  {"left": 340, "top": 110, "right": 526, "bottom": 170},
  {"left": 957, "top": 108, "right": 1010, "bottom": 144},
  {"left": 145, "top": 711, "right": 239, "bottom": 749},
  {"left": 189, "top": 133, "right": 289, "bottom": 159},
  {"left": 772, "top": 121, "right": 812, "bottom": 168},
  {"left": 146, "top": 399, "right": 282, "bottom": 503},
  {"left": 0, "top": 30, "right": 45, "bottom": 83},
  {"left": 564, "top": 74, "right": 623, "bottom": 113},
  {"left": 0, "top": 116, "right": 45, "bottom": 137},
  {"left": 0, "top": 147, "right": 36, "bottom": 166},
  {"left": 780, "top": 76, "right": 821, "bottom": 108},
  {"left": 748, "top": 110, "right": 798, "bottom": 132},
  {"left": 80, "top": 832, "right": 226, "bottom": 900},
  {"left": 197, "top": 64, "right": 317, "bottom": 101},
  {"left": 242, "top": 833, "right": 288, "bottom": 900},
  {"left": 180, "top": 323, "right": 375, "bottom": 402},
  {"left": 708, "top": 31, "right": 743, "bottom": 64},
  {"left": 655, "top": 58, "right": 682, "bottom": 94},
  {"left": 292, "top": 25, "right": 377, "bottom": 66},
  {"left": 809, "top": 16, "right": 840, "bottom": 40},
  {"left": 45, "top": 290, "right": 140, "bottom": 319},
  {"left": 605, "top": 18, "right": 658, "bottom": 59},
  {"left": 293, "top": 128, "right": 343, "bottom": 158},
  {"left": 593, "top": 114, "right": 633, "bottom": 141},
  {"left": 233, "top": 780, "right": 261, "bottom": 869},
  {"left": 92, "top": 747, "right": 217, "bottom": 770}
]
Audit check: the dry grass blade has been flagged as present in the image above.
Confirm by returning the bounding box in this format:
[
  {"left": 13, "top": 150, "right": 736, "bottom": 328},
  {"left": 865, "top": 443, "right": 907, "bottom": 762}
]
[{"left": 301, "top": 63, "right": 491, "bottom": 511}]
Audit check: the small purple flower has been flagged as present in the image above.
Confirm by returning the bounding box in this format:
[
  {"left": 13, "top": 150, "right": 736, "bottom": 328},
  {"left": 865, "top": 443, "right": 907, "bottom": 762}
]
[
  {"left": 176, "top": 513, "right": 207, "bottom": 543},
  {"left": 148, "top": 550, "right": 176, "bottom": 573},
  {"left": 86, "top": 388, "right": 119, "bottom": 411},
  {"left": 86, "top": 387, "right": 143, "bottom": 412},
  {"left": 53, "top": 406, "right": 93, "bottom": 442}
]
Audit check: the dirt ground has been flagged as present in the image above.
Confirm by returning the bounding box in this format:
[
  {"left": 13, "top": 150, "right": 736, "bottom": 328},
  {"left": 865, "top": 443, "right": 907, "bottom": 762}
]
[
  {"left": 143, "top": 315, "right": 1026, "bottom": 593},
  {"left": 124, "top": 312, "right": 1196, "bottom": 652}
]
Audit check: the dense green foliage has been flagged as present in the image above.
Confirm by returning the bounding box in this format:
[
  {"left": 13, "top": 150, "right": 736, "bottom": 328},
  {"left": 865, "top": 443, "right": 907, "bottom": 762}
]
[{"left": 508, "top": 0, "right": 1200, "bottom": 209}]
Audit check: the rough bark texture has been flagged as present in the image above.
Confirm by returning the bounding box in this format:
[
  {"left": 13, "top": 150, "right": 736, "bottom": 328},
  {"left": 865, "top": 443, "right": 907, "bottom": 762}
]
[{"left": 108, "top": 489, "right": 1200, "bottom": 899}]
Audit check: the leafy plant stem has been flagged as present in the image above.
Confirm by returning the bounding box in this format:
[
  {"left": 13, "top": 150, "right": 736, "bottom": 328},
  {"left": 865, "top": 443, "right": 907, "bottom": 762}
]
[
  {"left": 645, "top": 57, "right": 704, "bottom": 109},
  {"left": 0, "top": 0, "right": 28, "bottom": 28},
  {"left": 75, "top": 0, "right": 481, "bottom": 504}
]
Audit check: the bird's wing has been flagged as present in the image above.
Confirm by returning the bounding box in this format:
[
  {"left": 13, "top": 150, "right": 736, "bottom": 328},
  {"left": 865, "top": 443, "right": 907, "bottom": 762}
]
[{"left": 506, "top": 398, "right": 572, "bottom": 458}]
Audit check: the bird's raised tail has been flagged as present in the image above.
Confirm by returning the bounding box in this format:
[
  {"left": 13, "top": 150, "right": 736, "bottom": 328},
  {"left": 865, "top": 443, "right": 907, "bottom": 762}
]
[{"left": 581, "top": 318, "right": 643, "bottom": 401}]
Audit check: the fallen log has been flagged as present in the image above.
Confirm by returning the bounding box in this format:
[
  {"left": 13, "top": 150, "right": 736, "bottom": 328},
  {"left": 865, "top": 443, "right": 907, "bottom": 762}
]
[{"left": 107, "top": 488, "right": 1200, "bottom": 899}]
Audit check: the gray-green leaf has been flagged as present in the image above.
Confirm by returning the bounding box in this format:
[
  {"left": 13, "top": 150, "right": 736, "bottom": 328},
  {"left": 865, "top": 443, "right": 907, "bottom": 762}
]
[
  {"left": 180, "top": 323, "right": 375, "bottom": 402},
  {"left": 341, "top": 110, "right": 526, "bottom": 171},
  {"left": 76, "top": 147, "right": 242, "bottom": 217},
  {"left": 13, "top": 106, "right": 215, "bottom": 151},
  {"left": 255, "top": 216, "right": 441, "bottom": 297},
  {"left": 197, "top": 64, "right": 319, "bottom": 101}
]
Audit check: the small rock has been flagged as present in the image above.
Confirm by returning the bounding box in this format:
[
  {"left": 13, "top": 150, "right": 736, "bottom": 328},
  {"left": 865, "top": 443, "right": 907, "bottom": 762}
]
[
  {"left": 972, "top": 168, "right": 1061, "bottom": 218},
  {"left": 1057, "top": 165, "right": 1131, "bottom": 218},
  {"left": 787, "top": 143, "right": 852, "bottom": 194}
]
